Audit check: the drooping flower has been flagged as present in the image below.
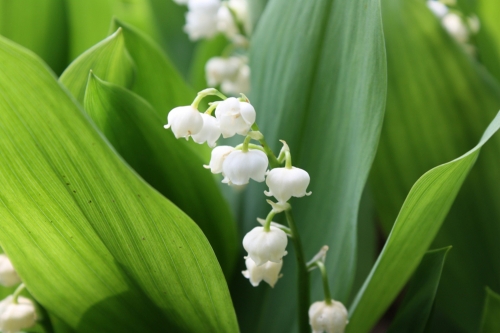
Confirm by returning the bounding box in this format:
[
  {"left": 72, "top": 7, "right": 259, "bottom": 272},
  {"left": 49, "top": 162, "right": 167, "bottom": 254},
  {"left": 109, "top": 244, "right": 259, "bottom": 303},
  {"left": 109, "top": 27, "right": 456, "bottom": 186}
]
[
  {"left": 242, "top": 257, "right": 282, "bottom": 287},
  {"left": 442, "top": 13, "right": 469, "bottom": 44},
  {"left": 0, "top": 296, "right": 36, "bottom": 333},
  {"left": 222, "top": 149, "right": 267, "bottom": 185},
  {"left": 0, "top": 255, "right": 21, "bottom": 288},
  {"left": 216, "top": 0, "right": 250, "bottom": 42},
  {"left": 220, "top": 64, "right": 250, "bottom": 95},
  {"left": 265, "top": 167, "right": 312, "bottom": 203},
  {"left": 215, "top": 97, "right": 255, "bottom": 138},
  {"left": 184, "top": 0, "right": 221, "bottom": 41},
  {"left": 308, "top": 300, "right": 348, "bottom": 333},
  {"left": 205, "top": 57, "right": 243, "bottom": 87},
  {"left": 164, "top": 106, "right": 203, "bottom": 139},
  {"left": 192, "top": 113, "right": 221, "bottom": 147},
  {"left": 426, "top": 1, "right": 448, "bottom": 18},
  {"left": 204, "top": 145, "right": 235, "bottom": 174},
  {"left": 242, "top": 226, "right": 287, "bottom": 266}
]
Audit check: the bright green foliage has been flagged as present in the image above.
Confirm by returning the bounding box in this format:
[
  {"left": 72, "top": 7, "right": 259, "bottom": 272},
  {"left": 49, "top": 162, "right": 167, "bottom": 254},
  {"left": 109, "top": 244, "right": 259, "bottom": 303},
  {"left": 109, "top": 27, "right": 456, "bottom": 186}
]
[
  {"left": 83, "top": 73, "right": 238, "bottom": 277},
  {"left": 233, "top": 0, "right": 387, "bottom": 332},
  {"left": 479, "top": 288, "right": 500, "bottom": 333},
  {"left": 0, "top": 36, "right": 238, "bottom": 332},
  {"left": 373, "top": 0, "right": 500, "bottom": 331},
  {"left": 387, "top": 247, "right": 451, "bottom": 333},
  {"left": 60, "top": 29, "right": 135, "bottom": 104},
  {"left": 64, "top": 0, "right": 159, "bottom": 60},
  {"left": 349, "top": 111, "right": 500, "bottom": 333},
  {"left": 0, "top": 0, "right": 67, "bottom": 74},
  {"left": 111, "top": 19, "right": 195, "bottom": 120},
  {"left": 476, "top": 0, "right": 500, "bottom": 83}
]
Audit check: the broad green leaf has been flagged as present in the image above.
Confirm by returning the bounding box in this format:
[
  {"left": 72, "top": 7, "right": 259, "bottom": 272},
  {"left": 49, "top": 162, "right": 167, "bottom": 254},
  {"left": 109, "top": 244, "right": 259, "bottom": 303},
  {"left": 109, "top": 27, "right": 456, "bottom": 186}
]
[
  {"left": 83, "top": 73, "right": 238, "bottom": 276},
  {"left": 349, "top": 111, "right": 500, "bottom": 333},
  {"left": 479, "top": 288, "right": 500, "bottom": 333},
  {"left": 64, "top": 0, "right": 159, "bottom": 60},
  {"left": 387, "top": 247, "right": 451, "bottom": 333},
  {"left": 476, "top": 0, "right": 500, "bottom": 82},
  {"left": 0, "top": 36, "right": 238, "bottom": 332},
  {"left": 59, "top": 28, "right": 135, "bottom": 104},
  {"left": 233, "top": 0, "right": 387, "bottom": 332},
  {"left": 372, "top": 0, "right": 500, "bottom": 331},
  {"left": 111, "top": 19, "right": 195, "bottom": 120},
  {"left": 0, "top": 0, "right": 68, "bottom": 74}
]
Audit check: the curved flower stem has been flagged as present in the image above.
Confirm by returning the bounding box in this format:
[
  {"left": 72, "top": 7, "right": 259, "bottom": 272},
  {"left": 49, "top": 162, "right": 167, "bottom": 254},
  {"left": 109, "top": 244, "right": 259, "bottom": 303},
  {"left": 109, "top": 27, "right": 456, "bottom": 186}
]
[
  {"left": 12, "top": 283, "right": 25, "bottom": 304},
  {"left": 285, "top": 209, "right": 310, "bottom": 333},
  {"left": 251, "top": 124, "right": 280, "bottom": 168},
  {"left": 315, "top": 261, "right": 332, "bottom": 305}
]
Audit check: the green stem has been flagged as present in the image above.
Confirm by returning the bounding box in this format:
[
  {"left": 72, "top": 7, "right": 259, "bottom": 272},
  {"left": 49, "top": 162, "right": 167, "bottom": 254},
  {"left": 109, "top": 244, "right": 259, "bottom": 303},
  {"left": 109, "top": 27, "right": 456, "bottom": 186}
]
[
  {"left": 12, "top": 283, "right": 25, "bottom": 304},
  {"left": 251, "top": 124, "right": 280, "bottom": 168},
  {"left": 204, "top": 102, "right": 220, "bottom": 115},
  {"left": 241, "top": 135, "right": 252, "bottom": 152},
  {"left": 285, "top": 209, "right": 310, "bottom": 333},
  {"left": 191, "top": 88, "right": 227, "bottom": 108},
  {"left": 285, "top": 151, "right": 292, "bottom": 169},
  {"left": 263, "top": 210, "right": 276, "bottom": 232},
  {"left": 315, "top": 261, "right": 332, "bottom": 305}
]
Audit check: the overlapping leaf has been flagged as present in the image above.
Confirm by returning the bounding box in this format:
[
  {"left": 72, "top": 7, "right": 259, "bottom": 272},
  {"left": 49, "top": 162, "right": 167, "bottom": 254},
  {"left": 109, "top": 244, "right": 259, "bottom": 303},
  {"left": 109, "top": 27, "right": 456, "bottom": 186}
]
[
  {"left": 479, "top": 288, "right": 500, "bottom": 333},
  {"left": 372, "top": 0, "right": 500, "bottom": 331},
  {"left": 0, "top": 36, "right": 238, "bottom": 332},
  {"left": 232, "top": 0, "right": 387, "bottom": 332}
]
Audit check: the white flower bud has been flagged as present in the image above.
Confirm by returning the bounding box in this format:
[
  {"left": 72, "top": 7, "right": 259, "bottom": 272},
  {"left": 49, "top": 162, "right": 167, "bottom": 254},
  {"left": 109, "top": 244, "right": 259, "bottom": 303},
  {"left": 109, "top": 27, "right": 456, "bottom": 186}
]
[
  {"left": 192, "top": 113, "right": 221, "bottom": 148},
  {"left": 0, "top": 296, "right": 36, "bottom": 333},
  {"left": 205, "top": 57, "right": 243, "bottom": 87},
  {"left": 222, "top": 149, "right": 268, "bottom": 185},
  {"left": 164, "top": 106, "right": 203, "bottom": 140},
  {"left": 264, "top": 167, "right": 312, "bottom": 203},
  {"left": 309, "top": 300, "right": 348, "bottom": 333},
  {"left": 221, "top": 64, "right": 250, "bottom": 95},
  {"left": 442, "top": 13, "right": 469, "bottom": 44},
  {"left": 242, "top": 257, "right": 282, "bottom": 287},
  {"left": 217, "top": 0, "right": 250, "bottom": 40},
  {"left": 204, "top": 145, "right": 234, "bottom": 174},
  {"left": 184, "top": 0, "right": 221, "bottom": 41},
  {"left": 0, "top": 255, "right": 21, "bottom": 287},
  {"left": 217, "top": 6, "right": 239, "bottom": 40},
  {"left": 242, "top": 226, "right": 287, "bottom": 266},
  {"left": 215, "top": 97, "right": 255, "bottom": 138},
  {"left": 426, "top": 1, "right": 448, "bottom": 18}
]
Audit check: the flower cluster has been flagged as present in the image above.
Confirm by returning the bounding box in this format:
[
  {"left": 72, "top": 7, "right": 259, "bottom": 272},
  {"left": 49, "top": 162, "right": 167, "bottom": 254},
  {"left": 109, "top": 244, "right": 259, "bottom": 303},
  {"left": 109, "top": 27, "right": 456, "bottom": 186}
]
[
  {"left": 173, "top": 0, "right": 251, "bottom": 95},
  {"left": 165, "top": 88, "right": 348, "bottom": 332},
  {"left": 0, "top": 255, "right": 36, "bottom": 333},
  {"left": 426, "top": 0, "right": 480, "bottom": 55}
]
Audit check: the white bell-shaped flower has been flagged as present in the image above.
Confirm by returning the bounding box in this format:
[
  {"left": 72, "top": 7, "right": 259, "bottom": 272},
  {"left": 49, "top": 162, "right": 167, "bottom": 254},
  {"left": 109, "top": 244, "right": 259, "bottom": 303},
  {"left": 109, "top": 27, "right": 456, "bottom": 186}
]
[
  {"left": 222, "top": 149, "right": 267, "bottom": 185},
  {"left": 216, "top": 0, "right": 250, "bottom": 39},
  {"left": 0, "top": 255, "right": 21, "bottom": 287},
  {"left": 309, "top": 300, "right": 348, "bottom": 333},
  {"left": 242, "top": 257, "right": 282, "bottom": 287},
  {"left": 205, "top": 57, "right": 243, "bottom": 87},
  {"left": 426, "top": 1, "right": 448, "bottom": 18},
  {"left": 192, "top": 113, "right": 221, "bottom": 148},
  {"left": 184, "top": 0, "right": 221, "bottom": 41},
  {"left": 242, "top": 226, "right": 287, "bottom": 266},
  {"left": 217, "top": 6, "right": 239, "bottom": 40},
  {"left": 204, "top": 146, "right": 234, "bottom": 174},
  {"left": 265, "top": 167, "right": 312, "bottom": 203},
  {"left": 221, "top": 64, "right": 250, "bottom": 95},
  {"left": 215, "top": 97, "right": 255, "bottom": 138},
  {"left": 164, "top": 106, "right": 203, "bottom": 140},
  {"left": 0, "top": 296, "right": 36, "bottom": 333},
  {"left": 442, "top": 13, "right": 469, "bottom": 44}
]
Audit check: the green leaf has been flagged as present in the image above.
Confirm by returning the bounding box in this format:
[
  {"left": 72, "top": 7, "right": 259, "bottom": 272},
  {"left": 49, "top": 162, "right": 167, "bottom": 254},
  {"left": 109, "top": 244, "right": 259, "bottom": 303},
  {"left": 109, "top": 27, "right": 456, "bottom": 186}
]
[
  {"left": 83, "top": 72, "right": 238, "bottom": 277},
  {"left": 0, "top": 36, "right": 238, "bottom": 332},
  {"left": 64, "top": 0, "right": 159, "bottom": 61},
  {"left": 59, "top": 28, "right": 135, "bottom": 104},
  {"left": 387, "top": 247, "right": 451, "bottom": 333},
  {"left": 0, "top": 0, "right": 68, "bottom": 74},
  {"left": 111, "top": 19, "right": 195, "bottom": 120},
  {"left": 233, "top": 0, "right": 387, "bottom": 331},
  {"left": 349, "top": 111, "right": 500, "bottom": 333},
  {"left": 476, "top": 0, "right": 500, "bottom": 82},
  {"left": 479, "top": 288, "right": 500, "bottom": 333},
  {"left": 372, "top": 0, "right": 500, "bottom": 331}
]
